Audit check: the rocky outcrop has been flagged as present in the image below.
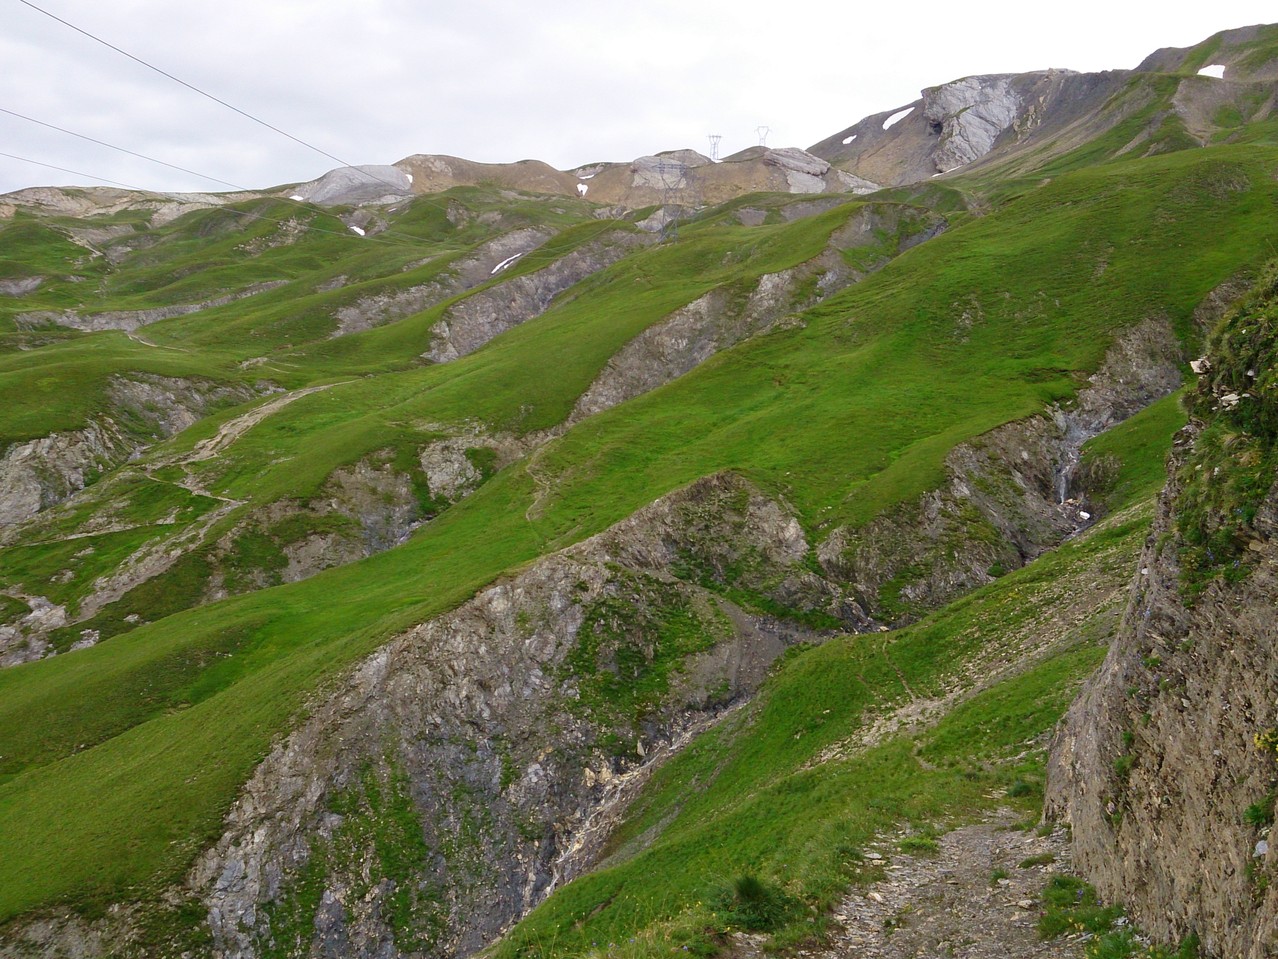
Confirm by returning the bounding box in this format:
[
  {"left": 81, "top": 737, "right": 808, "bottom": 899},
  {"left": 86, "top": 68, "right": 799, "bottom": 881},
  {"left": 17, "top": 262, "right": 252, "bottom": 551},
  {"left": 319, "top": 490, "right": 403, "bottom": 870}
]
[
  {"left": 572, "top": 203, "right": 946, "bottom": 422},
  {"left": 190, "top": 474, "right": 866, "bottom": 959},
  {"left": 289, "top": 165, "right": 414, "bottom": 207},
  {"left": 425, "top": 229, "right": 653, "bottom": 362},
  {"left": 0, "top": 596, "right": 70, "bottom": 668},
  {"left": 1046, "top": 266, "right": 1278, "bottom": 959},
  {"left": 0, "top": 419, "right": 135, "bottom": 530},
  {"left": 1047, "top": 430, "right": 1278, "bottom": 959},
  {"left": 819, "top": 317, "right": 1185, "bottom": 622},
  {"left": 924, "top": 76, "right": 1024, "bottom": 173},
  {"left": 331, "top": 228, "right": 554, "bottom": 336},
  {"left": 0, "top": 276, "right": 43, "bottom": 296},
  {"left": 16, "top": 281, "right": 288, "bottom": 333}
]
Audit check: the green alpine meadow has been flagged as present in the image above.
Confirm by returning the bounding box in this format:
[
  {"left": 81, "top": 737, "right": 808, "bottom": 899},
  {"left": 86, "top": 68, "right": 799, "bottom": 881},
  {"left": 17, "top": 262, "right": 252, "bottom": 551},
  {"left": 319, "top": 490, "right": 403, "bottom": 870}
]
[{"left": 1, "top": 21, "right": 1277, "bottom": 959}]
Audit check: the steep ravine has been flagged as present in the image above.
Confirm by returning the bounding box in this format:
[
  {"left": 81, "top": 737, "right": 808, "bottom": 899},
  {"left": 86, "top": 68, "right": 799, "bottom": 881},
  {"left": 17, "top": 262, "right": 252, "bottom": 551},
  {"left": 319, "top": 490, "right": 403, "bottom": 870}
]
[{"left": 819, "top": 316, "right": 1186, "bottom": 623}]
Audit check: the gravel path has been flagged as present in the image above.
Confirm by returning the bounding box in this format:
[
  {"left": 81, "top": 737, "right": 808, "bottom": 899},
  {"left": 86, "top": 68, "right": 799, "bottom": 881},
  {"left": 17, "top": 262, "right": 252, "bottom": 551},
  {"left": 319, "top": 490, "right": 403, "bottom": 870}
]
[{"left": 812, "top": 808, "right": 1088, "bottom": 959}]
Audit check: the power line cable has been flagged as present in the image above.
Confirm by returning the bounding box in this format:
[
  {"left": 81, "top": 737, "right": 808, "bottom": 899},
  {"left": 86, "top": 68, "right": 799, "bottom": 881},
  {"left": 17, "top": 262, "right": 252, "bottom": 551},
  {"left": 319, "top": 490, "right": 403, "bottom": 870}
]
[
  {"left": 9, "top": 4, "right": 596, "bottom": 254},
  {"left": 15, "top": 0, "right": 417, "bottom": 197},
  {"left": 1, "top": 105, "right": 251, "bottom": 192},
  {"left": 11, "top": 0, "right": 608, "bottom": 253},
  {"left": 0, "top": 104, "right": 443, "bottom": 246}
]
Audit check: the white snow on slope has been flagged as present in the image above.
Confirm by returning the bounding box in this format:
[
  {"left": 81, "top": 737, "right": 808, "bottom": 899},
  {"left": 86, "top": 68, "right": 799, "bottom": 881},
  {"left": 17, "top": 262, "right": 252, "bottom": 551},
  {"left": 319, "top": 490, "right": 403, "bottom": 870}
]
[
  {"left": 289, "top": 194, "right": 305, "bottom": 201},
  {"left": 842, "top": 134, "right": 857, "bottom": 145},
  {"left": 883, "top": 108, "right": 913, "bottom": 130},
  {"left": 1197, "top": 64, "right": 1226, "bottom": 78},
  {"left": 577, "top": 183, "right": 588, "bottom": 196},
  {"left": 491, "top": 252, "right": 523, "bottom": 274},
  {"left": 349, "top": 225, "right": 366, "bottom": 236}
]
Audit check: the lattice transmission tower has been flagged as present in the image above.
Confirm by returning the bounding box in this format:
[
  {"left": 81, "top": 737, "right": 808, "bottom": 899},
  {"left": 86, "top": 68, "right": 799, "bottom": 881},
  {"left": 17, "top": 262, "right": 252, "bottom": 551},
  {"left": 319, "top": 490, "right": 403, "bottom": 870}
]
[
  {"left": 654, "top": 160, "right": 686, "bottom": 241},
  {"left": 756, "top": 125, "right": 770, "bottom": 147},
  {"left": 707, "top": 134, "right": 722, "bottom": 161}
]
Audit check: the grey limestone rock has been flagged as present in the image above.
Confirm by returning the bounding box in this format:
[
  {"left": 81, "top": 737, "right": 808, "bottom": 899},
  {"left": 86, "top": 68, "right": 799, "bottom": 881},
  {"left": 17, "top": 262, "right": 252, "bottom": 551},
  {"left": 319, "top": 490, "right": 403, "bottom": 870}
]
[
  {"left": 331, "top": 228, "right": 554, "bottom": 337},
  {"left": 1046, "top": 430, "right": 1278, "bottom": 959},
  {"left": 291, "top": 165, "right": 413, "bottom": 207},
  {"left": 191, "top": 474, "right": 865, "bottom": 959},
  {"left": 425, "top": 230, "right": 654, "bottom": 363},
  {"left": 923, "top": 75, "right": 1024, "bottom": 173}
]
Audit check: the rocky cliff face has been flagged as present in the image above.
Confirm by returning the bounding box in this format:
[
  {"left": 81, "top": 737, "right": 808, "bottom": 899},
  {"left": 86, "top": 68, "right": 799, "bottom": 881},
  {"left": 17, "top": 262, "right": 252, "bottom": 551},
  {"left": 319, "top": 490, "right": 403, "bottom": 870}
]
[
  {"left": 188, "top": 474, "right": 865, "bottom": 959},
  {"left": 425, "top": 229, "right": 653, "bottom": 362},
  {"left": 1047, "top": 266, "right": 1278, "bottom": 958},
  {"left": 808, "top": 69, "right": 1130, "bottom": 187},
  {"left": 330, "top": 228, "right": 555, "bottom": 337}
]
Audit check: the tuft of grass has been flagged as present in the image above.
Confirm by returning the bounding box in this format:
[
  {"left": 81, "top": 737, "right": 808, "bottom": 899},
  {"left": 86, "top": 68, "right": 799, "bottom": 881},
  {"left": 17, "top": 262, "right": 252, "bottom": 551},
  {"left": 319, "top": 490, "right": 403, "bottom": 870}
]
[
  {"left": 1038, "top": 874, "right": 1124, "bottom": 938},
  {"left": 712, "top": 874, "right": 801, "bottom": 932},
  {"left": 1019, "top": 853, "right": 1056, "bottom": 869},
  {"left": 1243, "top": 791, "right": 1277, "bottom": 830}
]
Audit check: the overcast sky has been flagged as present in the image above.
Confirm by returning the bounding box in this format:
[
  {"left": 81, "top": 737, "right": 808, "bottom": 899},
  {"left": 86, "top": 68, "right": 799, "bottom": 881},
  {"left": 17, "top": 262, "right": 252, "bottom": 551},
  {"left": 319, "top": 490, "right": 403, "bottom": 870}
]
[{"left": 2, "top": 0, "right": 1276, "bottom": 196}]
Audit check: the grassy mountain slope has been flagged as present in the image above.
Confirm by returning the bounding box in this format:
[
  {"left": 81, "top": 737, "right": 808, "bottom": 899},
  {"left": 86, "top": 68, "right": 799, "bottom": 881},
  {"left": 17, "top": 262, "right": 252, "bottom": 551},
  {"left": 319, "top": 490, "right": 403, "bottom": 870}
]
[
  {"left": 2, "top": 27, "right": 1278, "bottom": 947},
  {"left": 0, "top": 143, "right": 1273, "bottom": 931}
]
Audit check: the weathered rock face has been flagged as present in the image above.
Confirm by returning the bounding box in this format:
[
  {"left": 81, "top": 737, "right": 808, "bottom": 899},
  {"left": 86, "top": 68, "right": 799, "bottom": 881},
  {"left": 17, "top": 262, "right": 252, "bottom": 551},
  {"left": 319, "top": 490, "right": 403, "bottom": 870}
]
[
  {"left": 1046, "top": 433, "right": 1278, "bottom": 958},
  {"left": 819, "top": 317, "right": 1185, "bottom": 623},
  {"left": 331, "top": 228, "right": 555, "bottom": 337},
  {"left": 289, "top": 165, "right": 414, "bottom": 206},
  {"left": 425, "top": 229, "right": 653, "bottom": 362},
  {"left": 1046, "top": 267, "right": 1278, "bottom": 958},
  {"left": 190, "top": 474, "right": 866, "bottom": 959},
  {"left": 0, "top": 375, "right": 255, "bottom": 532},
  {"left": 808, "top": 69, "right": 1132, "bottom": 187},
  {"left": 924, "top": 76, "right": 1024, "bottom": 173},
  {"left": 0, "top": 419, "right": 134, "bottom": 531},
  {"left": 0, "top": 276, "right": 43, "bottom": 296}
]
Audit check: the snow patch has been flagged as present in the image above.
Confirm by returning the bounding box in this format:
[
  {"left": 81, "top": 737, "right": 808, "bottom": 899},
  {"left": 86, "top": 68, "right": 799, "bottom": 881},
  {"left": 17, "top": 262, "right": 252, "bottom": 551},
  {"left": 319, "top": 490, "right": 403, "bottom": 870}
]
[
  {"left": 576, "top": 183, "right": 588, "bottom": 196},
  {"left": 490, "top": 252, "right": 524, "bottom": 275},
  {"left": 405, "top": 172, "right": 413, "bottom": 183},
  {"left": 289, "top": 194, "right": 305, "bottom": 201},
  {"left": 883, "top": 108, "right": 913, "bottom": 130},
  {"left": 842, "top": 134, "right": 857, "bottom": 145},
  {"left": 1197, "top": 64, "right": 1227, "bottom": 78},
  {"left": 579, "top": 172, "right": 597, "bottom": 180},
  {"left": 348, "top": 225, "right": 366, "bottom": 236}
]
